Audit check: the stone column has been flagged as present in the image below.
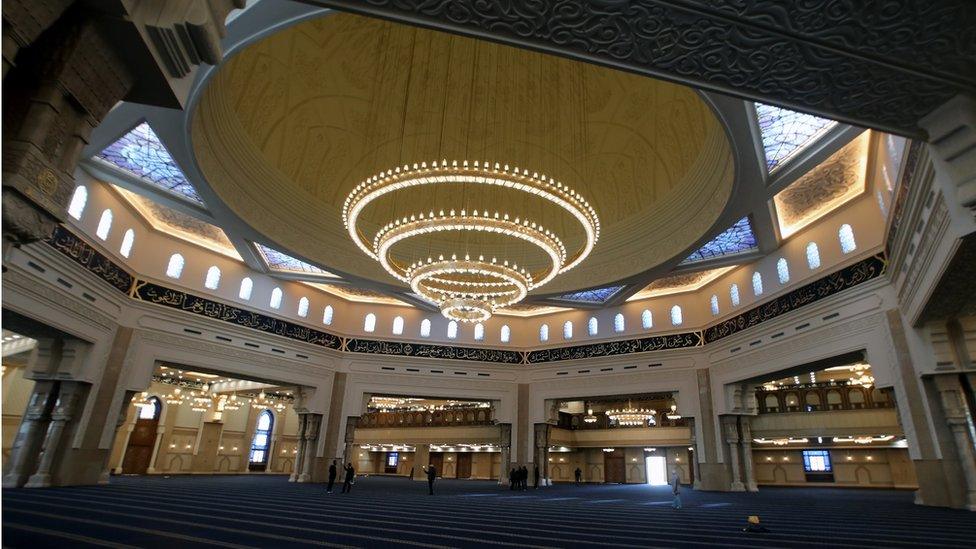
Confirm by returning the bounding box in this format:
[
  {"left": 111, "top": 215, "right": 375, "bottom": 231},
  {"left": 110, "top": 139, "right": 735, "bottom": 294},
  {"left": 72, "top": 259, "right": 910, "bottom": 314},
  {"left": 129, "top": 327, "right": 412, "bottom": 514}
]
[
  {"left": 933, "top": 375, "right": 976, "bottom": 510},
  {"left": 687, "top": 418, "right": 702, "bottom": 489},
  {"left": 298, "top": 413, "right": 322, "bottom": 483},
  {"left": 26, "top": 381, "right": 82, "bottom": 487},
  {"left": 2, "top": 380, "right": 58, "bottom": 488},
  {"left": 739, "top": 416, "right": 758, "bottom": 492},
  {"left": 722, "top": 417, "right": 745, "bottom": 492},
  {"left": 497, "top": 423, "right": 512, "bottom": 486},
  {"left": 289, "top": 413, "right": 309, "bottom": 482},
  {"left": 341, "top": 416, "right": 358, "bottom": 466},
  {"left": 412, "top": 444, "right": 431, "bottom": 480},
  {"left": 533, "top": 423, "right": 551, "bottom": 486},
  {"left": 105, "top": 391, "right": 136, "bottom": 480}
]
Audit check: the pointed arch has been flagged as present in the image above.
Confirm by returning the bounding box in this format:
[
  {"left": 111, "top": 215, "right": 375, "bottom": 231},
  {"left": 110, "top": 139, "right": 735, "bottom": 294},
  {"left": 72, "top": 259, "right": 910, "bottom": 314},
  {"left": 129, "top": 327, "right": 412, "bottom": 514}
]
[
  {"left": 806, "top": 242, "right": 821, "bottom": 269},
  {"left": 613, "top": 313, "right": 625, "bottom": 333},
  {"left": 670, "top": 305, "right": 683, "bottom": 326},
  {"left": 641, "top": 309, "right": 653, "bottom": 329},
  {"left": 392, "top": 316, "right": 404, "bottom": 335},
  {"left": 839, "top": 224, "right": 856, "bottom": 253},
  {"left": 420, "top": 318, "right": 431, "bottom": 338},
  {"left": 120, "top": 229, "right": 135, "bottom": 258},
  {"left": 363, "top": 313, "right": 376, "bottom": 332},
  {"left": 297, "top": 297, "right": 310, "bottom": 317},
  {"left": 752, "top": 272, "right": 763, "bottom": 296},
  {"left": 269, "top": 287, "right": 283, "bottom": 309},
  {"left": 500, "top": 324, "right": 511, "bottom": 343},
  {"left": 323, "top": 305, "right": 334, "bottom": 325}
]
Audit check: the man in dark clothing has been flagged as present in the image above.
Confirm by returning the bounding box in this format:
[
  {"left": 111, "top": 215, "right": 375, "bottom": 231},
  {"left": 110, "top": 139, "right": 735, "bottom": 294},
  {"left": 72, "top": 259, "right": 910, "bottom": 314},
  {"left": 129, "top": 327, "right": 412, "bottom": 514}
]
[
  {"left": 424, "top": 463, "right": 437, "bottom": 495},
  {"left": 520, "top": 465, "right": 528, "bottom": 491},
  {"left": 341, "top": 463, "right": 355, "bottom": 493},
  {"left": 574, "top": 467, "right": 582, "bottom": 485},
  {"left": 509, "top": 467, "right": 516, "bottom": 490},
  {"left": 534, "top": 465, "right": 540, "bottom": 489},
  {"left": 327, "top": 460, "right": 338, "bottom": 493}
]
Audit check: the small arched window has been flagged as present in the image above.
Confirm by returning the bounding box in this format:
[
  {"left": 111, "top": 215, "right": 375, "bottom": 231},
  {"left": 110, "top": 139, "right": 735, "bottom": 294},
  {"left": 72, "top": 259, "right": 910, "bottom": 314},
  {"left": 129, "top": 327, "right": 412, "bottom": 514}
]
[
  {"left": 322, "top": 305, "right": 334, "bottom": 325},
  {"left": 204, "top": 266, "right": 221, "bottom": 290},
  {"left": 420, "top": 318, "right": 431, "bottom": 338},
  {"left": 239, "top": 277, "right": 253, "bottom": 300},
  {"left": 839, "top": 224, "right": 856, "bottom": 254},
  {"left": 670, "top": 305, "right": 683, "bottom": 326},
  {"left": 563, "top": 321, "right": 573, "bottom": 340},
  {"left": 249, "top": 410, "right": 274, "bottom": 466},
  {"left": 806, "top": 242, "right": 821, "bottom": 269},
  {"left": 613, "top": 313, "right": 625, "bottom": 333},
  {"left": 165, "top": 253, "right": 184, "bottom": 279},
  {"left": 730, "top": 283, "right": 740, "bottom": 307},
  {"left": 269, "top": 287, "right": 283, "bottom": 309},
  {"left": 588, "top": 317, "right": 599, "bottom": 336},
  {"left": 392, "top": 316, "right": 404, "bottom": 335},
  {"left": 96, "top": 209, "right": 113, "bottom": 240},
  {"left": 777, "top": 258, "right": 790, "bottom": 284},
  {"left": 710, "top": 294, "right": 720, "bottom": 316},
  {"left": 120, "top": 229, "right": 135, "bottom": 258},
  {"left": 500, "top": 324, "right": 511, "bottom": 343},
  {"left": 297, "top": 297, "right": 309, "bottom": 317},
  {"left": 67, "top": 185, "right": 88, "bottom": 220},
  {"left": 641, "top": 309, "right": 653, "bottom": 329},
  {"left": 364, "top": 313, "right": 376, "bottom": 332},
  {"left": 539, "top": 324, "right": 549, "bottom": 342},
  {"left": 474, "top": 323, "right": 485, "bottom": 341},
  {"left": 138, "top": 396, "right": 161, "bottom": 420},
  {"left": 447, "top": 320, "right": 458, "bottom": 339},
  {"left": 752, "top": 272, "right": 763, "bottom": 296}
]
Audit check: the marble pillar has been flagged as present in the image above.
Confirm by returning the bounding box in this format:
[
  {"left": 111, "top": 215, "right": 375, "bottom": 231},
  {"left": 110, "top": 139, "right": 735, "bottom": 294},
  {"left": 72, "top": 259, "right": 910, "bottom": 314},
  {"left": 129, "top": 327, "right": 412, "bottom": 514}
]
[
  {"left": 26, "top": 381, "right": 82, "bottom": 487},
  {"left": 739, "top": 416, "right": 759, "bottom": 492},
  {"left": 289, "top": 413, "right": 308, "bottom": 483},
  {"left": 2, "top": 380, "right": 58, "bottom": 488},
  {"left": 934, "top": 375, "right": 976, "bottom": 510},
  {"left": 498, "top": 423, "right": 512, "bottom": 486},
  {"left": 298, "top": 413, "right": 322, "bottom": 483},
  {"left": 412, "top": 444, "right": 431, "bottom": 480},
  {"left": 723, "top": 417, "right": 745, "bottom": 492}
]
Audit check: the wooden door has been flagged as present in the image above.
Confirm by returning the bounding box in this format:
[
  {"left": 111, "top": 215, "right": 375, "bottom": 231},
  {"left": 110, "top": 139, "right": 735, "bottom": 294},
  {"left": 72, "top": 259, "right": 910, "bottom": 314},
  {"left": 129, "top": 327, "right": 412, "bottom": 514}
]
[
  {"left": 456, "top": 452, "right": 472, "bottom": 479},
  {"left": 191, "top": 422, "right": 222, "bottom": 472},
  {"left": 429, "top": 452, "right": 444, "bottom": 476},
  {"left": 603, "top": 450, "right": 625, "bottom": 483},
  {"left": 122, "top": 417, "right": 159, "bottom": 474}
]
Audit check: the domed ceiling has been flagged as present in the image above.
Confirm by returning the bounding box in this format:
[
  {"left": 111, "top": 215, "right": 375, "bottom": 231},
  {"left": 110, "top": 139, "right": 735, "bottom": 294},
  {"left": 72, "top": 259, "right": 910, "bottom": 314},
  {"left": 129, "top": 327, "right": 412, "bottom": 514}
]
[{"left": 192, "top": 13, "right": 734, "bottom": 295}]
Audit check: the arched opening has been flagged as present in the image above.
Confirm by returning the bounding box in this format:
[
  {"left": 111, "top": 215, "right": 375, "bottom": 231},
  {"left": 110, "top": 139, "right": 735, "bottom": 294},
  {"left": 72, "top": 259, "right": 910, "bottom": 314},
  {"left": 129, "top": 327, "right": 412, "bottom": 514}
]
[
  {"left": 122, "top": 396, "right": 162, "bottom": 475},
  {"left": 249, "top": 410, "right": 274, "bottom": 472}
]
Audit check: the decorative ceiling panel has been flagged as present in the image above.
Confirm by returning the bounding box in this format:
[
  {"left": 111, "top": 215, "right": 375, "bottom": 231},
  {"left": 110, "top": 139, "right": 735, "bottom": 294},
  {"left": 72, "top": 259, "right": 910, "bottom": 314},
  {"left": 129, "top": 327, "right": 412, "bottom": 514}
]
[
  {"left": 756, "top": 103, "right": 838, "bottom": 173},
  {"left": 305, "top": 282, "right": 406, "bottom": 305},
  {"left": 553, "top": 285, "right": 626, "bottom": 305},
  {"left": 680, "top": 217, "right": 757, "bottom": 265},
  {"left": 628, "top": 266, "right": 736, "bottom": 301},
  {"left": 774, "top": 132, "right": 870, "bottom": 238},
  {"left": 97, "top": 122, "right": 204, "bottom": 204},
  {"left": 255, "top": 244, "right": 339, "bottom": 277}
]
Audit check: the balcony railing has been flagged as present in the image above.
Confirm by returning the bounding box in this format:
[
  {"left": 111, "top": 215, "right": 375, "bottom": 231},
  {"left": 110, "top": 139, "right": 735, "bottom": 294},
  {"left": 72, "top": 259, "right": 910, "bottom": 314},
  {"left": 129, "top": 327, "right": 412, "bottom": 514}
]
[
  {"left": 557, "top": 412, "right": 688, "bottom": 430},
  {"left": 360, "top": 408, "right": 493, "bottom": 428},
  {"left": 756, "top": 383, "right": 893, "bottom": 413}
]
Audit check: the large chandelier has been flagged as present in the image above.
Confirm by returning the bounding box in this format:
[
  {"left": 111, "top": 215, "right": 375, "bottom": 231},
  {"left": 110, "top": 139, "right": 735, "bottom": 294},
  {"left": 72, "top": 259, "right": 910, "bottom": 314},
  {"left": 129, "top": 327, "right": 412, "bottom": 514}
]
[
  {"left": 605, "top": 401, "right": 656, "bottom": 426},
  {"left": 343, "top": 161, "right": 600, "bottom": 322}
]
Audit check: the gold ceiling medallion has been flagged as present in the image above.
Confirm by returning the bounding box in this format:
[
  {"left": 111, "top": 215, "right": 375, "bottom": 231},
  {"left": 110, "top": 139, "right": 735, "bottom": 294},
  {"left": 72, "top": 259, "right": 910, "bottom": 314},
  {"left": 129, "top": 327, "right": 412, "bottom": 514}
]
[{"left": 343, "top": 161, "right": 600, "bottom": 322}]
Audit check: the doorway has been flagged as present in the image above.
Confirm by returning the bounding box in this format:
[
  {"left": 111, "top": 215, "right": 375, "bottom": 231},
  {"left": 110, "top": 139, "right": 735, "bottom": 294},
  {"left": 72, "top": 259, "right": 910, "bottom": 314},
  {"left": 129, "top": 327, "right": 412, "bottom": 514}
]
[
  {"left": 122, "top": 397, "right": 161, "bottom": 474},
  {"left": 645, "top": 455, "right": 667, "bottom": 485},
  {"left": 603, "top": 449, "right": 625, "bottom": 483},
  {"left": 456, "top": 452, "right": 472, "bottom": 479}
]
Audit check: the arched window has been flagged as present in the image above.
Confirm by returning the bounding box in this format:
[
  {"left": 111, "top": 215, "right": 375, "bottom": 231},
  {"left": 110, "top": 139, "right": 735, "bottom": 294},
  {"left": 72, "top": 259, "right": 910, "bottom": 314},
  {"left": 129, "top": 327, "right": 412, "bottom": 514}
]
[
  {"left": 239, "top": 277, "right": 253, "bottom": 300},
  {"left": 120, "top": 229, "right": 135, "bottom": 258},
  {"left": 539, "top": 324, "right": 549, "bottom": 342},
  {"left": 641, "top": 309, "right": 653, "bottom": 329},
  {"left": 752, "top": 272, "right": 763, "bottom": 296},
  {"left": 249, "top": 410, "right": 274, "bottom": 466},
  {"left": 322, "top": 305, "right": 334, "bottom": 325},
  {"left": 269, "top": 287, "right": 283, "bottom": 309},
  {"left": 730, "top": 283, "right": 740, "bottom": 307},
  {"left": 563, "top": 321, "right": 573, "bottom": 340},
  {"left": 420, "top": 318, "right": 431, "bottom": 338},
  {"left": 613, "top": 313, "right": 625, "bottom": 333},
  {"left": 839, "top": 224, "right": 856, "bottom": 253},
  {"left": 96, "top": 209, "right": 113, "bottom": 240},
  {"left": 588, "top": 317, "right": 599, "bottom": 336},
  {"left": 670, "top": 305, "right": 683, "bottom": 326},
  {"left": 500, "top": 324, "right": 511, "bottom": 343},
  {"left": 447, "top": 320, "right": 458, "bottom": 339},
  {"left": 297, "top": 297, "right": 309, "bottom": 317},
  {"left": 474, "top": 323, "right": 485, "bottom": 341},
  {"left": 67, "top": 186, "right": 88, "bottom": 220},
  {"left": 165, "top": 253, "right": 184, "bottom": 279},
  {"left": 204, "top": 266, "right": 221, "bottom": 290},
  {"left": 138, "top": 396, "right": 161, "bottom": 420},
  {"left": 806, "top": 242, "right": 821, "bottom": 269},
  {"left": 710, "top": 294, "right": 720, "bottom": 316},
  {"left": 777, "top": 257, "right": 790, "bottom": 284},
  {"left": 364, "top": 313, "right": 376, "bottom": 332},
  {"left": 392, "top": 316, "right": 404, "bottom": 335}
]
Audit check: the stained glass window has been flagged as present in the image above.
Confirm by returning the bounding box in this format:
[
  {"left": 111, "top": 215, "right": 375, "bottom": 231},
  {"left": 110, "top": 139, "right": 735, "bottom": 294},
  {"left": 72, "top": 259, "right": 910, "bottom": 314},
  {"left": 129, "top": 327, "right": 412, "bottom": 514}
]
[
  {"left": 447, "top": 320, "right": 458, "bottom": 339},
  {"left": 777, "top": 258, "right": 790, "bottom": 284},
  {"left": 96, "top": 122, "right": 204, "bottom": 204},
  {"left": 139, "top": 396, "right": 161, "bottom": 420},
  {"left": 420, "top": 318, "right": 431, "bottom": 338},
  {"left": 539, "top": 324, "right": 549, "bottom": 342},
  {"left": 474, "top": 323, "right": 485, "bottom": 341},
  {"left": 710, "top": 295, "right": 720, "bottom": 316},
  {"left": 96, "top": 209, "right": 113, "bottom": 240},
  {"left": 839, "top": 224, "right": 856, "bottom": 254},
  {"left": 670, "top": 305, "right": 683, "bottom": 326},
  {"left": 166, "top": 253, "right": 184, "bottom": 279},
  {"left": 613, "top": 313, "right": 625, "bottom": 333},
  {"left": 120, "top": 229, "right": 135, "bottom": 258},
  {"left": 681, "top": 217, "right": 758, "bottom": 264},
  {"left": 255, "top": 243, "right": 334, "bottom": 276},
  {"left": 239, "top": 277, "right": 253, "bottom": 300},
  {"left": 68, "top": 186, "right": 87, "bottom": 220},
  {"left": 249, "top": 410, "right": 274, "bottom": 465},
  {"left": 323, "top": 305, "right": 334, "bottom": 325},
  {"left": 297, "top": 297, "right": 310, "bottom": 317},
  {"left": 588, "top": 317, "right": 599, "bottom": 336},
  {"left": 730, "top": 283, "right": 740, "bottom": 307},
  {"left": 364, "top": 313, "right": 376, "bottom": 332},
  {"left": 563, "top": 321, "right": 573, "bottom": 340},
  {"left": 500, "top": 325, "right": 511, "bottom": 343},
  {"left": 641, "top": 309, "right": 653, "bottom": 329},
  {"left": 752, "top": 272, "right": 763, "bottom": 296},
  {"left": 204, "top": 266, "right": 221, "bottom": 290},
  {"left": 755, "top": 103, "right": 838, "bottom": 172},
  {"left": 556, "top": 285, "right": 625, "bottom": 304},
  {"left": 270, "top": 287, "right": 283, "bottom": 309},
  {"left": 392, "top": 316, "right": 404, "bottom": 335},
  {"left": 802, "top": 450, "right": 832, "bottom": 473},
  {"left": 806, "top": 242, "right": 821, "bottom": 270}
]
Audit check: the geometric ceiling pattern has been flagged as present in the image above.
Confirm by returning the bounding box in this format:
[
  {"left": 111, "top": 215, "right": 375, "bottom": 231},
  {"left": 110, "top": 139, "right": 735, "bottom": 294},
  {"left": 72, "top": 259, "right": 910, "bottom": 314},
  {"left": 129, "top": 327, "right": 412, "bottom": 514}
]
[
  {"left": 554, "top": 285, "right": 626, "bottom": 305},
  {"left": 254, "top": 243, "right": 338, "bottom": 277},
  {"left": 96, "top": 122, "right": 205, "bottom": 204},
  {"left": 756, "top": 103, "right": 838, "bottom": 173},
  {"left": 680, "top": 217, "right": 758, "bottom": 265}
]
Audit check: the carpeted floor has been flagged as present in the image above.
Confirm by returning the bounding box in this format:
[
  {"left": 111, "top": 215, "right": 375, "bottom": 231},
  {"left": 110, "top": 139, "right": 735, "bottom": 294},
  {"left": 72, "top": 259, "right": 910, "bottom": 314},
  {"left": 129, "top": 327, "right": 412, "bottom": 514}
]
[{"left": 3, "top": 475, "right": 975, "bottom": 548}]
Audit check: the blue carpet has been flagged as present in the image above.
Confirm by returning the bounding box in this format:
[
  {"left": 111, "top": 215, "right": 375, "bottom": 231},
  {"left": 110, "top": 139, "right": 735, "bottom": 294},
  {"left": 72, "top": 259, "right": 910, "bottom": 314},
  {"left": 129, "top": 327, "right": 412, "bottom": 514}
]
[{"left": 4, "top": 475, "right": 975, "bottom": 548}]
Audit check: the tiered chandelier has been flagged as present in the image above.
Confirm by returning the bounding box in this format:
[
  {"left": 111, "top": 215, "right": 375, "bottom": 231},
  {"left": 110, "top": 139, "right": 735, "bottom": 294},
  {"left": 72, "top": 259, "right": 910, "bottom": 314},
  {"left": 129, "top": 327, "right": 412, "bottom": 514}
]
[
  {"left": 605, "top": 401, "right": 657, "bottom": 426},
  {"left": 344, "top": 161, "right": 599, "bottom": 322}
]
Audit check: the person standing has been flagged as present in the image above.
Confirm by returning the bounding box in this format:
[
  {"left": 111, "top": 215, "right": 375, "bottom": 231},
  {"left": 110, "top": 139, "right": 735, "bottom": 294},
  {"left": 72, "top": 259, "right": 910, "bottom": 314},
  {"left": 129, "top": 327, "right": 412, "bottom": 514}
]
[
  {"left": 327, "top": 460, "right": 338, "bottom": 494},
  {"left": 671, "top": 470, "right": 682, "bottom": 509},
  {"left": 341, "top": 463, "right": 355, "bottom": 493},
  {"left": 424, "top": 463, "right": 437, "bottom": 495},
  {"left": 509, "top": 467, "right": 516, "bottom": 490},
  {"left": 520, "top": 465, "right": 528, "bottom": 491},
  {"left": 574, "top": 467, "right": 582, "bottom": 485},
  {"left": 534, "top": 465, "right": 540, "bottom": 489}
]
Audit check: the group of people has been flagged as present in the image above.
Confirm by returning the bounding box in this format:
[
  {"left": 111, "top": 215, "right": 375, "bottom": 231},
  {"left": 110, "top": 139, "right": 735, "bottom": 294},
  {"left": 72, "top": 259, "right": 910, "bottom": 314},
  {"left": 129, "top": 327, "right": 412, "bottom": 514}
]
[
  {"left": 508, "top": 465, "right": 540, "bottom": 490},
  {"left": 326, "top": 460, "right": 357, "bottom": 494}
]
